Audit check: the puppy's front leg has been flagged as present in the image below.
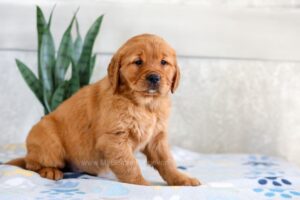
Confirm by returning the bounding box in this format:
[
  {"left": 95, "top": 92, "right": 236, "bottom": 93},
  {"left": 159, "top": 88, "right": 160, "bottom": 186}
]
[
  {"left": 143, "top": 132, "right": 200, "bottom": 186},
  {"left": 98, "top": 134, "right": 150, "bottom": 186}
]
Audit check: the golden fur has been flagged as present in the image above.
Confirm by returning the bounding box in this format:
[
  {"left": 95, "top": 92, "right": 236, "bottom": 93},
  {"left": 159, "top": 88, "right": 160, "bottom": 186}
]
[{"left": 7, "top": 34, "right": 200, "bottom": 186}]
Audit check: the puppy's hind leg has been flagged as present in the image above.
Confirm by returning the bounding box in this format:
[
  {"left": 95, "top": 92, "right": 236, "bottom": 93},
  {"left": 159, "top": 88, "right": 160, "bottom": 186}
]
[{"left": 24, "top": 117, "right": 65, "bottom": 181}]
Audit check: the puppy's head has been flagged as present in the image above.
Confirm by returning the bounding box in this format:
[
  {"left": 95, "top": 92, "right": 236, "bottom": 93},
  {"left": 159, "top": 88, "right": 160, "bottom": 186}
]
[{"left": 108, "top": 34, "right": 180, "bottom": 97}]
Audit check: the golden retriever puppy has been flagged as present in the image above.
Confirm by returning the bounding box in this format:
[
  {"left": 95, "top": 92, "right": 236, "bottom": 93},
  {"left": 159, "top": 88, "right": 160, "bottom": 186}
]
[{"left": 7, "top": 34, "right": 200, "bottom": 186}]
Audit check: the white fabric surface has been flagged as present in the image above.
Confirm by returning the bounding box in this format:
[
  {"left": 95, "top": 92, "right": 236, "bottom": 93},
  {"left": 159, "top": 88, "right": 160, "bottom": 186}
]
[{"left": 1, "top": 144, "right": 300, "bottom": 200}]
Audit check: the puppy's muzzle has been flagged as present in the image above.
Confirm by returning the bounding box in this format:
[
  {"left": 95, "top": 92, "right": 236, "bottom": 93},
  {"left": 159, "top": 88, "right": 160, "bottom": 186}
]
[{"left": 146, "top": 73, "right": 160, "bottom": 93}]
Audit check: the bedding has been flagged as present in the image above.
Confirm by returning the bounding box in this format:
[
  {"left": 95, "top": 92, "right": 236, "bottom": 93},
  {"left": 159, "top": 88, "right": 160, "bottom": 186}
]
[{"left": 0, "top": 144, "right": 300, "bottom": 200}]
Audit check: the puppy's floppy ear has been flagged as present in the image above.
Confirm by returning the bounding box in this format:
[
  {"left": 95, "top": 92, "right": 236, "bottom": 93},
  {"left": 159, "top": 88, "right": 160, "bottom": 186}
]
[
  {"left": 107, "top": 53, "right": 121, "bottom": 93},
  {"left": 171, "top": 64, "right": 180, "bottom": 93}
]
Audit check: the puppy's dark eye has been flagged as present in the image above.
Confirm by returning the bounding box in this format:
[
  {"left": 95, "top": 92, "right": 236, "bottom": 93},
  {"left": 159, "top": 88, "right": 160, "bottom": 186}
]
[
  {"left": 134, "top": 59, "right": 143, "bottom": 66},
  {"left": 161, "top": 59, "right": 167, "bottom": 65}
]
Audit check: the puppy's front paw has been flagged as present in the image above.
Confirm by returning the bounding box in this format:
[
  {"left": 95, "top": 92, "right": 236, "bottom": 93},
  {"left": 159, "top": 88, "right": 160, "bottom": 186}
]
[
  {"left": 38, "top": 167, "right": 63, "bottom": 181},
  {"left": 120, "top": 177, "right": 151, "bottom": 186},
  {"left": 140, "top": 179, "right": 151, "bottom": 186},
  {"left": 167, "top": 174, "right": 201, "bottom": 186}
]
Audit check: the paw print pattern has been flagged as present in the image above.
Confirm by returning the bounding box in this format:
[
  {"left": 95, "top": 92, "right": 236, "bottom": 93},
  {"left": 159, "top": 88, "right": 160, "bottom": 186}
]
[
  {"left": 253, "top": 188, "right": 300, "bottom": 199},
  {"left": 243, "top": 155, "right": 277, "bottom": 167},
  {"left": 258, "top": 177, "right": 292, "bottom": 187},
  {"left": 244, "top": 155, "right": 283, "bottom": 180},
  {"left": 252, "top": 176, "right": 299, "bottom": 199},
  {"left": 38, "top": 181, "right": 85, "bottom": 200},
  {"left": 245, "top": 169, "right": 284, "bottom": 179}
]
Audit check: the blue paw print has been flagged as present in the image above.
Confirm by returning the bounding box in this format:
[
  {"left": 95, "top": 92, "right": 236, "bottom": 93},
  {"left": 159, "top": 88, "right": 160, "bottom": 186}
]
[
  {"left": 39, "top": 181, "right": 85, "bottom": 199},
  {"left": 253, "top": 188, "right": 300, "bottom": 199},
  {"left": 245, "top": 169, "right": 284, "bottom": 179},
  {"left": 244, "top": 155, "right": 277, "bottom": 167},
  {"left": 258, "top": 176, "right": 292, "bottom": 187}
]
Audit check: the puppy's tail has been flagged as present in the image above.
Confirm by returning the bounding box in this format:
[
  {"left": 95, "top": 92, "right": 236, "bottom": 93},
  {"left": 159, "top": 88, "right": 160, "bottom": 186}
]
[{"left": 5, "top": 157, "right": 26, "bottom": 169}]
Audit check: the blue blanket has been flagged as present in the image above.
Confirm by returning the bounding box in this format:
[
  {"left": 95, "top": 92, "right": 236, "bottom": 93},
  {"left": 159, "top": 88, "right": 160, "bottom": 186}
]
[{"left": 1, "top": 144, "right": 300, "bottom": 199}]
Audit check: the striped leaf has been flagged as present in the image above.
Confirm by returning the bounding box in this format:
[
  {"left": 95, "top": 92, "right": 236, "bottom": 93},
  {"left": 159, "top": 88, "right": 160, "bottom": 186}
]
[
  {"left": 43, "top": 90, "right": 51, "bottom": 114},
  {"left": 16, "top": 59, "right": 44, "bottom": 106},
  {"left": 51, "top": 82, "right": 66, "bottom": 111},
  {"left": 40, "top": 27, "right": 56, "bottom": 112},
  {"left": 78, "top": 15, "right": 103, "bottom": 86},
  {"left": 89, "top": 54, "right": 96, "bottom": 82},
  {"left": 54, "top": 15, "right": 76, "bottom": 87},
  {"left": 68, "top": 59, "right": 80, "bottom": 97},
  {"left": 47, "top": 5, "right": 56, "bottom": 29},
  {"left": 72, "top": 18, "right": 83, "bottom": 65},
  {"left": 36, "top": 6, "right": 47, "bottom": 80}
]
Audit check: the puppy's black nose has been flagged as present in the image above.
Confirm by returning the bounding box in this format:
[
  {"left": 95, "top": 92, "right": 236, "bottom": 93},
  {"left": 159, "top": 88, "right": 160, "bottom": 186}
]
[{"left": 146, "top": 74, "right": 160, "bottom": 84}]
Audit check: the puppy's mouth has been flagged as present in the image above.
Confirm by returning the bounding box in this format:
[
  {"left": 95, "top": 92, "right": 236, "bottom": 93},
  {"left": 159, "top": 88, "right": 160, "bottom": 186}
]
[
  {"left": 148, "top": 89, "right": 157, "bottom": 94},
  {"left": 139, "top": 87, "right": 160, "bottom": 96},
  {"left": 134, "top": 78, "right": 161, "bottom": 96},
  {"left": 145, "top": 83, "right": 160, "bottom": 95},
  {"left": 145, "top": 88, "right": 160, "bottom": 96}
]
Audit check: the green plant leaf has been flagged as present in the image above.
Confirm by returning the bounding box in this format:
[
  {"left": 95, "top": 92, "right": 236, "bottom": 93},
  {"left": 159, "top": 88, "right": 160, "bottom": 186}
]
[
  {"left": 47, "top": 5, "right": 56, "bottom": 29},
  {"left": 89, "top": 54, "right": 96, "bottom": 82},
  {"left": 54, "top": 15, "right": 76, "bottom": 87},
  {"left": 36, "top": 6, "right": 47, "bottom": 80},
  {"left": 18, "top": 7, "right": 102, "bottom": 115},
  {"left": 51, "top": 82, "right": 66, "bottom": 110},
  {"left": 43, "top": 90, "right": 51, "bottom": 114},
  {"left": 68, "top": 59, "right": 80, "bottom": 97},
  {"left": 40, "top": 27, "right": 56, "bottom": 112},
  {"left": 72, "top": 37, "right": 82, "bottom": 66},
  {"left": 78, "top": 15, "right": 103, "bottom": 86},
  {"left": 16, "top": 59, "right": 44, "bottom": 106},
  {"left": 72, "top": 18, "right": 83, "bottom": 65}
]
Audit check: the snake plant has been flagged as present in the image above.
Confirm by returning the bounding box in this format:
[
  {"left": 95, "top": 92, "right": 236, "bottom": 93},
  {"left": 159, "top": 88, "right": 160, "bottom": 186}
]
[{"left": 16, "top": 6, "right": 103, "bottom": 114}]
